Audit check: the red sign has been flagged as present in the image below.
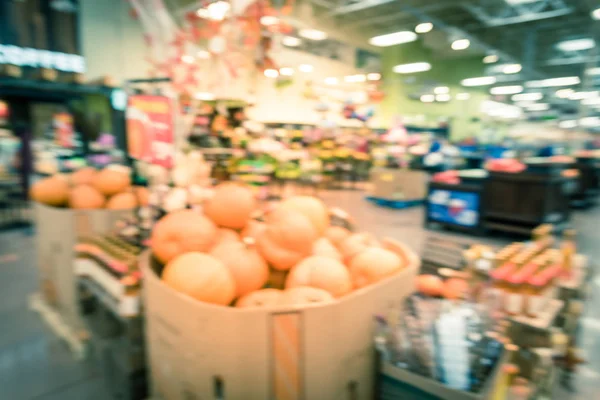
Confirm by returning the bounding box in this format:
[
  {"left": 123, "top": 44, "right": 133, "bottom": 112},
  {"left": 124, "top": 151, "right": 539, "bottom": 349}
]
[
  {"left": 126, "top": 95, "right": 174, "bottom": 168},
  {"left": 54, "top": 112, "right": 74, "bottom": 148}
]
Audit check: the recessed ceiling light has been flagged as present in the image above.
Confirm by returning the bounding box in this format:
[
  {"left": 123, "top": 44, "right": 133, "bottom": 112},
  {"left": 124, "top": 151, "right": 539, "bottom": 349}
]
[
  {"left": 369, "top": 31, "right": 418, "bottom": 47},
  {"left": 556, "top": 88, "right": 574, "bottom": 98},
  {"left": 512, "top": 93, "right": 543, "bottom": 102},
  {"left": 260, "top": 16, "right": 279, "bottom": 26},
  {"left": 579, "top": 116, "right": 600, "bottom": 127},
  {"left": 279, "top": 67, "right": 294, "bottom": 76},
  {"left": 461, "top": 76, "right": 497, "bottom": 86},
  {"left": 282, "top": 36, "right": 302, "bottom": 47},
  {"left": 393, "top": 62, "right": 431, "bottom": 74},
  {"left": 586, "top": 67, "right": 600, "bottom": 76},
  {"left": 569, "top": 91, "right": 599, "bottom": 100},
  {"left": 324, "top": 77, "right": 338, "bottom": 85},
  {"left": 505, "top": 0, "right": 542, "bottom": 5},
  {"left": 502, "top": 64, "right": 522, "bottom": 74},
  {"left": 434, "top": 86, "right": 449, "bottom": 94},
  {"left": 436, "top": 94, "right": 451, "bottom": 102},
  {"left": 415, "top": 22, "right": 433, "bottom": 33},
  {"left": 299, "top": 29, "right": 327, "bottom": 41},
  {"left": 456, "top": 93, "right": 471, "bottom": 100},
  {"left": 298, "top": 64, "right": 313, "bottom": 73},
  {"left": 491, "top": 85, "right": 524, "bottom": 95},
  {"left": 526, "top": 76, "right": 580, "bottom": 87},
  {"left": 556, "top": 38, "right": 596, "bottom": 52},
  {"left": 581, "top": 97, "right": 600, "bottom": 106},
  {"left": 367, "top": 73, "right": 381, "bottom": 81},
  {"left": 451, "top": 39, "right": 470, "bottom": 50},
  {"left": 591, "top": 8, "right": 600, "bottom": 20},
  {"left": 559, "top": 120, "right": 578, "bottom": 129},
  {"left": 526, "top": 103, "right": 550, "bottom": 111},
  {"left": 420, "top": 94, "right": 435, "bottom": 103},
  {"left": 264, "top": 69, "right": 279, "bottom": 78},
  {"left": 483, "top": 54, "right": 499, "bottom": 64}
]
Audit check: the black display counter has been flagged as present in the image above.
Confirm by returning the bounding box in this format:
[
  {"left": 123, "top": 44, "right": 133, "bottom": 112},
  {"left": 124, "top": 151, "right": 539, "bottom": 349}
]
[{"left": 571, "top": 156, "right": 600, "bottom": 207}]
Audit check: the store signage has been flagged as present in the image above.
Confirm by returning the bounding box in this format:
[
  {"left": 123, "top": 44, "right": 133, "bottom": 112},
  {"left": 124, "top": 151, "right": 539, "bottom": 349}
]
[
  {"left": 0, "top": 45, "right": 85, "bottom": 73},
  {"left": 428, "top": 189, "right": 480, "bottom": 227},
  {"left": 126, "top": 95, "right": 174, "bottom": 168}
]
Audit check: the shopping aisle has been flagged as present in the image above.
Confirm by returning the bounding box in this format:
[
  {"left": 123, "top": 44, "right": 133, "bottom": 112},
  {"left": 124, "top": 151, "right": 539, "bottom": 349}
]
[{"left": 0, "top": 190, "right": 599, "bottom": 399}]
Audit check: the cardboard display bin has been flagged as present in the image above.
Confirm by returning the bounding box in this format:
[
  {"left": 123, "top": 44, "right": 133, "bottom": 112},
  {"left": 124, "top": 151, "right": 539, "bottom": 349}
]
[
  {"left": 34, "top": 202, "right": 132, "bottom": 330},
  {"left": 142, "top": 239, "right": 420, "bottom": 400},
  {"left": 369, "top": 168, "right": 428, "bottom": 202}
]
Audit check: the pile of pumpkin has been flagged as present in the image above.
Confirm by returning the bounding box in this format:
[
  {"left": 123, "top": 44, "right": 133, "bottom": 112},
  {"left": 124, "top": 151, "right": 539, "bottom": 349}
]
[
  {"left": 151, "top": 182, "right": 414, "bottom": 308},
  {"left": 30, "top": 166, "right": 149, "bottom": 210}
]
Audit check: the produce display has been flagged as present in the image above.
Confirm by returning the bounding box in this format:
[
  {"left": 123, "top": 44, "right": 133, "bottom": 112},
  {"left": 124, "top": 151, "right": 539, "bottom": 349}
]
[
  {"left": 30, "top": 165, "right": 148, "bottom": 210},
  {"left": 149, "top": 185, "right": 414, "bottom": 308}
]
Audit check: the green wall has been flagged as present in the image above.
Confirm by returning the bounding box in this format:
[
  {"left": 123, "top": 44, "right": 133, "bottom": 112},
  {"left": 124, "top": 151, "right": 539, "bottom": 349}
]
[{"left": 380, "top": 41, "right": 490, "bottom": 141}]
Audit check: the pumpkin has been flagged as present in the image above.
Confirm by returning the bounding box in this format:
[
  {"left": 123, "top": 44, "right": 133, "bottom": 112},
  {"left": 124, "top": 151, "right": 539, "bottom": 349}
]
[
  {"left": 349, "top": 247, "right": 402, "bottom": 289},
  {"left": 68, "top": 185, "right": 106, "bottom": 209},
  {"left": 211, "top": 238, "right": 269, "bottom": 298},
  {"left": 134, "top": 186, "right": 149, "bottom": 206},
  {"left": 151, "top": 210, "right": 218, "bottom": 264},
  {"left": 162, "top": 252, "right": 235, "bottom": 306},
  {"left": 236, "top": 288, "right": 283, "bottom": 308},
  {"left": 442, "top": 278, "right": 469, "bottom": 300},
  {"left": 106, "top": 192, "right": 137, "bottom": 210},
  {"left": 339, "top": 233, "right": 381, "bottom": 264},
  {"left": 93, "top": 167, "right": 131, "bottom": 196},
  {"left": 416, "top": 275, "right": 444, "bottom": 297},
  {"left": 278, "top": 287, "right": 334, "bottom": 307},
  {"left": 324, "top": 226, "right": 351, "bottom": 247},
  {"left": 204, "top": 182, "right": 257, "bottom": 229},
  {"left": 279, "top": 196, "right": 329, "bottom": 234},
  {"left": 213, "top": 228, "right": 241, "bottom": 248},
  {"left": 241, "top": 220, "right": 266, "bottom": 239},
  {"left": 30, "top": 176, "right": 69, "bottom": 207},
  {"left": 312, "top": 238, "right": 342, "bottom": 261},
  {"left": 70, "top": 167, "right": 97, "bottom": 186},
  {"left": 256, "top": 208, "right": 318, "bottom": 271},
  {"left": 285, "top": 256, "right": 352, "bottom": 298}
]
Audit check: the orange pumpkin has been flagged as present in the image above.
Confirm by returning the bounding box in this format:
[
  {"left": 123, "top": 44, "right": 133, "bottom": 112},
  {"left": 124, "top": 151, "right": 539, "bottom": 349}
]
[
  {"left": 93, "top": 167, "right": 131, "bottom": 196},
  {"left": 151, "top": 210, "right": 218, "bottom": 264},
  {"left": 278, "top": 287, "right": 334, "bottom": 307},
  {"left": 106, "top": 192, "right": 137, "bottom": 210},
  {"left": 279, "top": 196, "right": 330, "bottom": 234},
  {"left": 204, "top": 182, "right": 257, "bottom": 229},
  {"left": 416, "top": 275, "right": 444, "bottom": 297},
  {"left": 339, "top": 233, "right": 381, "bottom": 264},
  {"left": 241, "top": 220, "right": 266, "bottom": 239},
  {"left": 70, "top": 167, "right": 97, "bottom": 186},
  {"left": 30, "top": 176, "right": 69, "bottom": 207},
  {"left": 211, "top": 238, "right": 269, "bottom": 298},
  {"left": 312, "top": 238, "right": 342, "bottom": 261},
  {"left": 236, "top": 288, "right": 283, "bottom": 308},
  {"left": 442, "top": 278, "right": 469, "bottom": 300},
  {"left": 213, "top": 228, "right": 241, "bottom": 248},
  {"left": 256, "top": 208, "right": 318, "bottom": 271},
  {"left": 162, "top": 252, "right": 235, "bottom": 306},
  {"left": 324, "top": 226, "right": 351, "bottom": 247},
  {"left": 134, "top": 186, "right": 149, "bottom": 206},
  {"left": 285, "top": 256, "right": 352, "bottom": 298},
  {"left": 68, "top": 185, "right": 106, "bottom": 209},
  {"left": 349, "top": 247, "right": 402, "bottom": 289}
]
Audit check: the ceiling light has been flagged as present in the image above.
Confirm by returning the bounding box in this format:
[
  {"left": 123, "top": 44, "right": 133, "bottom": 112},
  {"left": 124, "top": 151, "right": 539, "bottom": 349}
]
[
  {"left": 420, "top": 94, "right": 435, "bottom": 103},
  {"left": 369, "top": 31, "right": 418, "bottom": 47},
  {"left": 434, "top": 86, "right": 449, "bottom": 94},
  {"left": 264, "top": 69, "right": 279, "bottom": 78},
  {"left": 579, "top": 117, "right": 600, "bottom": 127},
  {"left": 279, "top": 67, "right": 294, "bottom": 76},
  {"left": 393, "top": 62, "right": 431, "bottom": 74},
  {"left": 526, "top": 103, "right": 550, "bottom": 111},
  {"left": 586, "top": 67, "right": 600, "bottom": 76},
  {"left": 282, "top": 36, "right": 302, "bottom": 47},
  {"left": 581, "top": 97, "right": 600, "bottom": 105},
  {"left": 483, "top": 54, "right": 499, "bottom": 64},
  {"left": 461, "top": 76, "right": 496, "bottom": 86},
  {"left": 593, "top": 8, "right": 600, "bottom": 20},
  {"left": 196, "top": 50, "right": 211, "bottom": 59},
  {"left": 260, "top": 16, "right": 278, "bottom": 26},
  {"left": 299, "top": 64, "right": 313, "bottom": 73},
  {"left": 505, "top": 0, "right": 542, "bottom": 5},
  {"left": 512, "top": 93, "right": 543, "bottom": 102},
  {"left": 194, "top": 92, "right": 216, "bottom": 101},
  {"left": 299, "top": 29, "right": 327, "bottom": 41},
  {"left": 324, "top": 77, "right": 338, "bottom": 85},
  {"left": 345, "top": 74, "right": 366, "bottom": 83},
  {"left": 207, "top": 1, "right": 230, "bottom": 21},
  {"left": 559, "top": 120, "right": 578, "bottom": 129},
  {"left": 367, "top": 73, "right": 381, "bottom": 81},
  {"left": 556, "top": 38, "right": 596, "bottom": 52},
  {"left": 436, "top": 94, "right": 451, "bottom": 102},
  {"left": 570, "top": 91, "right": 599, "bottom": 100},
  {"left": 502, "top": 64, "right": 522, "bottom": 74},
  {"left": 491, "top": 85, "right": 523, "bottom": 95},
  {"left": 526, "top": 76, "right": 580, "bottom": 87},
  {"left": 451, "top": 39, "right": 470, "bottom": 50},
  {"left": 415, "top": 22, "right": 433, "bottom": 33},
  {"left": 556, "top": 88, "right": 574, "bottom": 98},
  {"left": 456, "top": 93, "right": 470, "bottom": 100}
]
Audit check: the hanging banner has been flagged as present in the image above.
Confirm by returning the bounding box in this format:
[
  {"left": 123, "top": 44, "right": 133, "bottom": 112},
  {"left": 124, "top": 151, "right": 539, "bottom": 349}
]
[
  {"left": 126, "top": 95, "right": 174, "bottom": 168},
  {"left": 54, "top": 112, "right": 74, "bottom": 148}
]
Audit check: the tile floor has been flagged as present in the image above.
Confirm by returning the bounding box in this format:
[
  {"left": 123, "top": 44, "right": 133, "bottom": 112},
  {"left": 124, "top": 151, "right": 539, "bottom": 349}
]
[{"left": 0, "top": 190, "right": 598, "bottom": 399}]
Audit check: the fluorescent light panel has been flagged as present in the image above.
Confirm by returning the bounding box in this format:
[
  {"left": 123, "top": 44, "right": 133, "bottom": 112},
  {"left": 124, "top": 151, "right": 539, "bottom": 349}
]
[
  {"left": 369, "top": 31, "right": 418, "bottom": 47},
  {"left": 415, "top": 22, "right": 433, "bottom": 33},
  {"left": 559, "top": 120, "right": 578, "bottom": 129},
  {"left": 526, "top": 76, "right": 580, "bottom": 87},
  {"left": 483, "top": 54, "right": 499, "bottom": 64},
  {"left": 557, "top": 38, "right": 596, "bottom": 52},
  {"left": 462, "top": 76, "right": 496, "bottom": 86},
  {"left": 502, "top": 64, "right": 522, "bottom": 74},
  {"left": 393, "top": 62, "right": 431, "bottom": 74},
  {"left": 451, "top": 39, "right": 470, "bottom": 50},
  {"left": 420, "top": 94, "right": 435, "bottom": 103},
  {"left": 264, "top": 69, "right": 279, "bottom": 78},
  {"left": 279, "top": 67, "right": 294, "bottom": 76},
  {"left": 299, "top": 29, "right": 327, "bottom": 41},
  {"left": 593, "top": 8, "right": 600, "bottom": 20},
  {"left": 367, "top": 73, "right": 381, "bottom": 81},
  {"left": 512, "top": 92, "right": 543, "bottom": 102},
  {"left": 586, "top": 67, "right": 600, "bottom": 76},
  {"left": 298, "top": 64, "right": 313, "bottom": 73},
  {"left": 436, "top": 94, "right": 451, "bottom": 102},
  {"left": 434, "top": 86, "right": 449, "bottom": 94},
  {"left": 526, "top": 103, "right": 550, "bottom": 111},
  {"left": 282, "top": 36, "right": 302, "bottom": 47}
]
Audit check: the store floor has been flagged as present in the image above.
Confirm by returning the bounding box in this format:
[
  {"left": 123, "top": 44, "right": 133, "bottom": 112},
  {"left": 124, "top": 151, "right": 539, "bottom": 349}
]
[{"left": 0, "top": 190, "right": 599, "bottom": 399}]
